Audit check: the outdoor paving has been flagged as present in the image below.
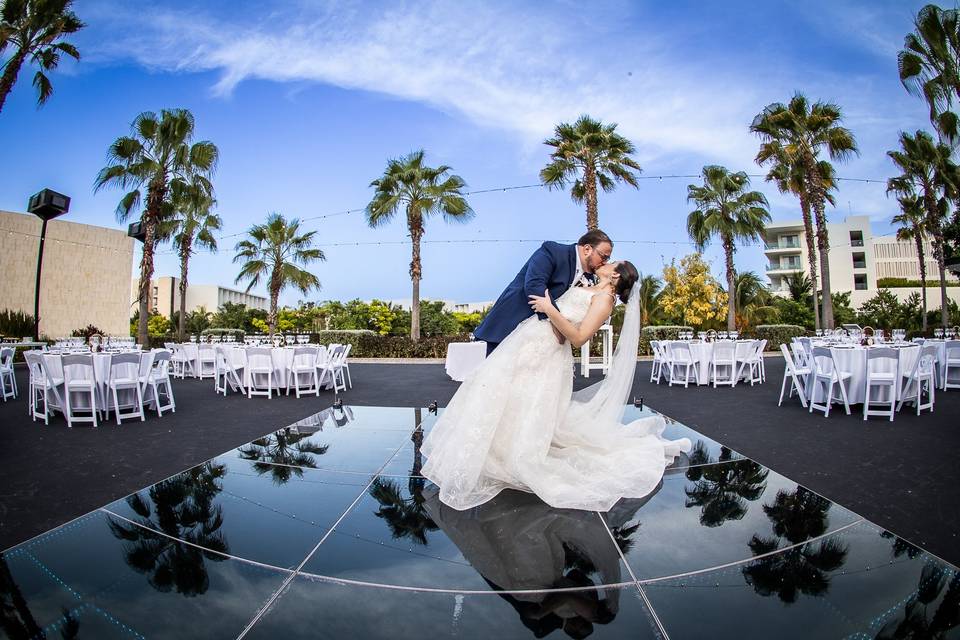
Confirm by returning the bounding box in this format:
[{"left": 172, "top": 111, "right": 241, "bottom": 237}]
[{"left": 2, "top": 403, "right": 958, "bottom": 639}]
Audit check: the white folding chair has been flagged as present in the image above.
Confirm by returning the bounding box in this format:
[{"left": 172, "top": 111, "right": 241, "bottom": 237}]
[
  {"left": 897, "top": 344, "right": 938, "bottom": 416},
  {"left": 318, "top": 345, "right": 347, "bottom": 394},
  {"left": 778, "top": 344, "right": 809, "bottom": 408},
  {"left": 0, "top": 347, "right": 17, "bottom": 401},
  {"left": 790, "top": 341, "right": 809, "bottom": 370},
  {"left": 808, "top": 346, "right": 852, "bottom": 417},
  {"left": 863, "top": 347, "right": 899, "bottom": 422},
  {"left": 214, "top": 346, "right": 244, "bottom": 396},
  {"left": 246, "top": 347, "right": 274, "bottom": 399},
  {"left": 340, "top": 343, "right": 353, "bottom": 389},
  {"left": 667, "top": 341, "right": 699, "bottom": 387},
  {"left": 197, "top": 344, "right": 217, "bottom": 380},
  {"left": 735, "top": 340, "right": 765, "bottom": 386},
  {"left": 142, "top": 350, "right": 175, "bottom": 416},
  {"left": 171, "top": 344, "right": 195, "bottom": 379},
  {"left": 61, "top": 354, "right": 98, "bottom": 428},
  {"left": 710, "top": 341, "right": 737, "bottom": 387},
  {"left": 107, "top": 352, "right": 146, "bottom": 424},
  {"left": 943, "top": 340, "right": 960, "bottom": 390},
  {"left": 24, "top": 351, "right": 63, "bottom": 425},
  {"left": 649, "top": 340, "right": 666, "bottom": 384},
  {"left": 287, "top": 346, "right": 320, "bottom": 397}
]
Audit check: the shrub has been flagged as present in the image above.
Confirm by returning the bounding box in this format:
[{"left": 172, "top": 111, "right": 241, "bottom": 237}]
[
  {"left": 201, "top": 328, "right": 245, "bottom": 340},
  {"left": 0, "top": 309, "right": 35, "bottom": 338},
  {"left": 746, "top": 324, "right": 805, "bottom": 352},
  {"left": 639, "top": 326, "right": 694, "bottom": 355},
  {"left": 311, "top": 331, "right": 470, "bottom": 358},
  {"left": 71, "top": 324, "right": 104, "bottom": 340}
]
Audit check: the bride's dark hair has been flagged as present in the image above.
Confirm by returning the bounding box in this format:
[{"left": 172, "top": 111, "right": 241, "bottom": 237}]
[{"left": 614, "top": 261, "right": 639, "bottom": 304}]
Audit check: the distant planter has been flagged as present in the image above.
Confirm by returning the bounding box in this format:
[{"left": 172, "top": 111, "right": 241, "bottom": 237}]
[{"left": 639, "top": 325, "right": 694, "bottom": 355}]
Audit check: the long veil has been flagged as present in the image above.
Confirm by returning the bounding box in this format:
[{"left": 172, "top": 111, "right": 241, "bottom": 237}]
[{"left": 568, "top": 281, "right": 642, "bottom": 426}]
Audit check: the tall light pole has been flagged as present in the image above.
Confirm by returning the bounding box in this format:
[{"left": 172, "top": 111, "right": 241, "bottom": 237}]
[{"left": 27, "top": 189, "right": 70, "bottom": 341}]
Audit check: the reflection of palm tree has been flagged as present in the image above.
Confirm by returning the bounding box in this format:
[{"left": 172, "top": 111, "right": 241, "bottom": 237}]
[
  {"left": 368, "top": 477, "right": 437, "bottom": 546},
  {"left": 237, "top": 428, "right": 328, "bottom": 484},
  {"left": 742, "top": 485, "right": 847, "bottom": 603},
  {"left": 0, "top": 553, "right": 44, "bottom": 638},
  {"left": 684, "top": 447, "right": 768, "bottom": 527},
  {"left": 108, "top": 462, "right": 228, "bottom": 596},
  {"left": 881, "top": 530, "right": 923, "bottom": 560},
  {"left": 742, "top": 538, "right": 847, "bottom": 603}
]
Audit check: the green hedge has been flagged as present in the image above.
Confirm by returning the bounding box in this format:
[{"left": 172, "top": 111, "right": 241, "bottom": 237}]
[
  {"left": 639, "top": 326, "right": 694, "bottom": 355},
  {"left": 746, "top": 324, "right": 806, "bottom": 352}
]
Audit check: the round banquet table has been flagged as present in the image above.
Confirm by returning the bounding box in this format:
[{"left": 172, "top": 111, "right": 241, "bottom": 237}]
[
  {"left": 42, "top": 351, "right": 153, "bottom": 411},
  {"left": 224, "top": 346, "right": 334, "bottom": 390},
  {"left": 806, "top": 343, "right": 923, "bottom": 405},
  {"left": 666, "top": 340, "right": 757, "bottom": 385},
  {"left": 445, "top": 341, "right": 488, "bottom": 382}
]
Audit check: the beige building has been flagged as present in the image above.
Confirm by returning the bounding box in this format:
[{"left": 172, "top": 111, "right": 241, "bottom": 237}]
[
  {"left": 133, "top": 276, "right": 269, "bottom": 318},
  {"left": 0, "top": 210, "right": 135, "bottom": 337},
  {"left": 763, "top": 215, "right": 960, "bottom": 307}
]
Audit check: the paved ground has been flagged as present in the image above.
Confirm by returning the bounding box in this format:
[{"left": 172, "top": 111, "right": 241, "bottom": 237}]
[{"left": 1, "top": 358, "right": 957, "bottom": 566}]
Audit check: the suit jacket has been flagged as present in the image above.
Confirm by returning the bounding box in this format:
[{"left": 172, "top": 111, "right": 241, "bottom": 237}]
[{"left": 474, "top": 241, "right": 584, "bottom": 345}]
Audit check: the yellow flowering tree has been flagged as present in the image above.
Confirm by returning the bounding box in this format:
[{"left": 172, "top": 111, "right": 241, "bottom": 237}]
[{"left": 658, "top": 254, "right": 728, "bottom": 330}]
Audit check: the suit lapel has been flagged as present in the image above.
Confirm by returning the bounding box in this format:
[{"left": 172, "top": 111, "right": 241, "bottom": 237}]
[{"left": 567, "top": 244, "right": 577, "bottom": 288}]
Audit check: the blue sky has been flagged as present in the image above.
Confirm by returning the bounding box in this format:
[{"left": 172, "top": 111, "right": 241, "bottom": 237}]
[{"left": 0, "top": 0, "right": 937, "bottom": 306}]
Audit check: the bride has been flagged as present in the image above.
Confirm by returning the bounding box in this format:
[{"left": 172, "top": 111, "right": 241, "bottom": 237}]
[{"left": 421, "top": 259, "right": 690, "bottom": 511}]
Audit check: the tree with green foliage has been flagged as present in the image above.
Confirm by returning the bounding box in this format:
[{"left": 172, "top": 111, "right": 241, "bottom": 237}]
[
  {"left": 540, "top": 114, "right": 642, "bottom": 231},
  {"left": 234, "top": 213, "right": 324, "bottom": 336},
  {"left": 752, "top": 94, "right": 858, "bottom": 329},
  {"left": 95, "top": 109, "right": 218, "bottom": 345},
  {"left": 686, "top": 166, "right": 770, "bottom": 331},
  {"left": 366, "top": 150, "right": 473, "bottom": 341},
  {"left": 892, "top": 193, "right": 931, "bottom": 331},
  {"left": 0, "top": 0, "right": 84, "bottom": 113},
  {"left": 733, "top": 271, "right": 777, "bottom": 331}
]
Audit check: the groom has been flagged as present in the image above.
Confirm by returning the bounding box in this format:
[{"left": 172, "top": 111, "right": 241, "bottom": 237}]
[{"left": 474, "top": 229, "right": 613, "bottom": 356}]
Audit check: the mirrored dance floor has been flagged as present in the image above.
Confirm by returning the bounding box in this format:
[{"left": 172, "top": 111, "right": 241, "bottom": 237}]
[{"left": 2, "top": 405, "right": 958, "bottom": 639}]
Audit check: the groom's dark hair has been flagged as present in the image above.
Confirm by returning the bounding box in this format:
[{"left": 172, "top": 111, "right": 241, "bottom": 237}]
[{"left": 577, "top": 229, "right": 612, "bottom": 248}]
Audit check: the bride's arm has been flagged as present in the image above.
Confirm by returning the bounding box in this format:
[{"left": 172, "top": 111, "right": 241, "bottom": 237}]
[{"left": 529, "top": 291, "right": 613, "bottom": 348}]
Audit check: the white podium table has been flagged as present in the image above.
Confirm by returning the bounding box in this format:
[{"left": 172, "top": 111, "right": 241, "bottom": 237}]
[{"left": 580, "top": 324, "right": 613, "bottom": 377}]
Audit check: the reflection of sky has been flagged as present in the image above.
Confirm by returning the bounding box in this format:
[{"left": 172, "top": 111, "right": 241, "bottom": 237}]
[{"left": 0, "top": 0, "right": 935, "bottom": 305}]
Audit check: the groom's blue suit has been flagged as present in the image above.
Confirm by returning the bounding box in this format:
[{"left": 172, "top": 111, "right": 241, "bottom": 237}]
[{"left": 474, "top": 241, "right": 587, "bottom": 353}]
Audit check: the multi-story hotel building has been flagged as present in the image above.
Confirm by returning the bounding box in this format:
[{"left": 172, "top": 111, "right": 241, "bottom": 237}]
[
  {"left": 763, "top": 215, "right": 959, "bottom": 307},
  {"left": 132, "top": 277, "right": 269, "bottom": 319}
]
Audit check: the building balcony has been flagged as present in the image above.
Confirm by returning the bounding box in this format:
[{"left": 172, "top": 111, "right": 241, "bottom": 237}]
[
  {"left": 764, "top": 244, "right": 803, "bottom": 256},
  {"left": 766, "top": 264, "right": 803, "bottom": 274}
]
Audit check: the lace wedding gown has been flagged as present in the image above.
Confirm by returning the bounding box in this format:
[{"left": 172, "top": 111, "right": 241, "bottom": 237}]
[{"left": 421, "top": 286, "right": 690, "bottom": 511}]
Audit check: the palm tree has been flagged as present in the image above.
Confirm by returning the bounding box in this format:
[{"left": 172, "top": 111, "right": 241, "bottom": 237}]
[
  {"left": 0, "top": 0, "right": 84, "bottom": 113},
  {"left": 237, "top": 428, "right": 328, "bottom": 484},
  {"left": 892, "top": 192, "right": 931, "bottom": 331},
  {"left": 540, "top": 115, "right": 642, "bottom": 231},
  {"left": 783, "top": 271, "right": 812, "bottom": 303},
  {"left": 764, "top": 155, "right": 839, "bottom": 330},
  {"left": 898, "top": 4, "right": 960, "bottom": 143},
  {"left": 684, "top": 447, "right": 769, "bottom": 528},
  {"left": 234, "top": 213, "right": 324, "bottom": 336},
  {"left": 887, "top": 130, "right": 960, "bottom": 328},
  {"left": 365, "top": 150, "right": 473, "bottom": 341},
  {"left": 637, "top": 274, "right": 662, "bottom": 326},
  {"left": 95, "top": 109, "right": 218, "bottom": 345},
  {"left": 733, "top": 271, "right": 776, "bottom": 330},
  {"left": 752, "top": 94, "right": 859, "bottom": 329},
  {"left": 687, "top": 166, "right": 771, "bottom": 331},
  {"left": 166, "top": 180, "right": 221, "bottom": 341}
]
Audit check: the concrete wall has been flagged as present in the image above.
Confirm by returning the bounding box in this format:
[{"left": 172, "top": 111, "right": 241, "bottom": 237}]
[{"left": 0, "top": 210, "right": 135, "bottom": 337}]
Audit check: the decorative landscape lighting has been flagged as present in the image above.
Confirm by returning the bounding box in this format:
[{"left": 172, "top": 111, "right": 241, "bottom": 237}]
[
  {"left": 633, "top": 396, "right": 644, "bottom": 409},
  {"left": 333, "top": 397, "right": 343, "bottom": 409},
  {"left": 428, "top": 400, "right": 438, "bottom": 414},
  {"left": 27, "top": 189, "right": 70, "bottom": 341}
]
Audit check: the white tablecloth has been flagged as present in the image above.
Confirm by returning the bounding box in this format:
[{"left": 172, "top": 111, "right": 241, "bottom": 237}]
[
  {"left": 225, "top": 346, "right": 334, "bottom": 390},
  {"left": 807, "top": 344, "right": 922, "bottom": 404},
  {"left": 445, "top": 342, "right": 487, "bottom": 382},
  {"left": 667, "top": 340, "right": 756, "bottom": 384}
]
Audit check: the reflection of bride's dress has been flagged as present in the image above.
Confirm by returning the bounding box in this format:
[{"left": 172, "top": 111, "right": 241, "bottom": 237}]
[
  {"left": 422, "top": 287, "right": 690, "bottom": 511},
  {"left": 423, "top": 486, "right": 636, "bottom": 637}
]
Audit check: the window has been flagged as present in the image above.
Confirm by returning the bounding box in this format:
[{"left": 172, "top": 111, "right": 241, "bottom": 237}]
[
  {"left": 852, "top": 252, "right": 866, "bottom": 269},
  {"left": 849, "top": 230, "right": 864, "bottom": 247},
  {"left": 854, "top": 274, "right": 868, "bottom": 290},
  {"left": 782, "top": 235, "right": 799, "bottom": 248}
]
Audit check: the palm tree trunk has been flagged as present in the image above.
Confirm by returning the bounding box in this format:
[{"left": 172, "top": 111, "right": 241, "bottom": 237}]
[
  {"left": 0, "top": 50, "right": 27, "bottom": 114},
  {"left": 798, "top": 195, "right": 821, "bottom": 332},
  {"left": 724, "top": 238, "right": 737, "bottom": 332},
  {"left": 804, "top": 159, "right": 833, "bottom": 329},
  {"left": 137, "top": 223, "right": 154, "bottom": 347},
  {"left": 178, "top": 240, "right": 191, "bottom": 342},
  {"left": 922, "top": 191, "right": 948, "bottom": 328},
  {"left": 584, "top": 160, "right": 599, "bottom": 231},
  {"left": 409, "top": 215, "right": 423, "bottom": 342},
  {"left": 915, "top": 232, "right": 928, "bottom": 332}
]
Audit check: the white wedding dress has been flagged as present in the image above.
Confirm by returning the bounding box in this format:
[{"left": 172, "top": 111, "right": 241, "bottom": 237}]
[{"left": 422, "top": 285, "right": 690, "bottom": 511}]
